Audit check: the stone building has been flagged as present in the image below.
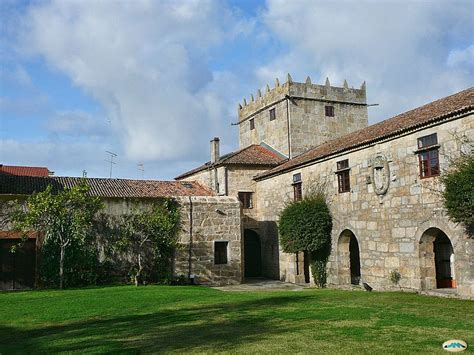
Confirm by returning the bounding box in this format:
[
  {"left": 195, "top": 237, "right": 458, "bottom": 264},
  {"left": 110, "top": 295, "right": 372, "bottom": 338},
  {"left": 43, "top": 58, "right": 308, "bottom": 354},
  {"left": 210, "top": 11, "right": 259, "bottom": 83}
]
[
  {"left": 179, "top": 78, "right": 473, "bottom": 298},
  {"left": 1, "top": 76, "right": 473, "bottom": 298},
  {"left": 0, "top": 176, "right": 242, "bottom": 289},
  {"left": 176, "top": 141, "right": 284, "bottom": 278}
]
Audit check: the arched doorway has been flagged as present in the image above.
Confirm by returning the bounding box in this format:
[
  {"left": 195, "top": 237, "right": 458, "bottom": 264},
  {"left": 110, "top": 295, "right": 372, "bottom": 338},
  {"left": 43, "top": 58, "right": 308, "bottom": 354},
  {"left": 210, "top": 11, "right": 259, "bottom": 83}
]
[
  {"left": 337, "top": 230, "right": 361, "bottom": 285},
  {"left": 419, "top": 228, "right": 456, "bottom": 289},
  {"left": 244, "top": 230, "right": 262, "bottom": 278}
]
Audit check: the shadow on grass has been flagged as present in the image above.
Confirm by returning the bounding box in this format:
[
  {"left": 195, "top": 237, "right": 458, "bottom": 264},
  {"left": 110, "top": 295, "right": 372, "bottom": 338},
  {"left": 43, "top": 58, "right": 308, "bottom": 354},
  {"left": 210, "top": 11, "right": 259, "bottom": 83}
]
[{"left": 0, "top": 295, "right": 308, "bottom": 353}]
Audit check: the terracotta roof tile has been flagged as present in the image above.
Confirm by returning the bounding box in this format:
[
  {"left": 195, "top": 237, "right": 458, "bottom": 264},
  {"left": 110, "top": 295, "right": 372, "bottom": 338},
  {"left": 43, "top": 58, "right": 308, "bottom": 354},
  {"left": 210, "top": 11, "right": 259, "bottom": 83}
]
[
  {"left": 0, "top": 176, "right": 214, "bottom": 198},
  {"left": 175, "top": 144, "right": 285, "bottom": 179},
  {"left": 0, "top": 165, "right": 50, "bottom": 177},
  {"left": 256, "top": 87, "right": 474, "bottom": 180}
]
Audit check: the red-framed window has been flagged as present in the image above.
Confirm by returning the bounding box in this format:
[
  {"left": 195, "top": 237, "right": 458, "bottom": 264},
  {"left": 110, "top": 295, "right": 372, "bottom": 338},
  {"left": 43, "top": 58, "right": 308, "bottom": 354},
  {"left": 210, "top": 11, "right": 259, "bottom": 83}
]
[
  {"left": 293, "top": 173, "right": 302, "bottom": 201},
  {"left": 336, "top": 159, "right": 350, "bottom": 193},
  {"left": 417, "top": 133, "right": 440, "bottom": 178}
]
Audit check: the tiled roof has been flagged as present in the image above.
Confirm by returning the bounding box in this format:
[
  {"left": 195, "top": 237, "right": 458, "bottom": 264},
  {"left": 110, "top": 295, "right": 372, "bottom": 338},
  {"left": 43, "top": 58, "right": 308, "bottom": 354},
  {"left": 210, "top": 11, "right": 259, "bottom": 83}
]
[
  {"left": 256, "top": 87, "right": 474, "bottom": 180},
  {"left": 0, "top": 176, "right": 214, "bottom": 198},
  {"left": 175, "top": 144, "right": 285, "bottom": 179},
  {"left": 0, "top": 165, "right": 50, "bottom": 177}
]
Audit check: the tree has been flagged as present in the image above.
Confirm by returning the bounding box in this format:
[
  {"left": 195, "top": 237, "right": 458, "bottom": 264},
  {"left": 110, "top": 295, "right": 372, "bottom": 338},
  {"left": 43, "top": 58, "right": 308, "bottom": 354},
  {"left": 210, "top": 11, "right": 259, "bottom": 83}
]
[
  {"left": 441, "top": 152, "right": 474, "bottom": 235},
  {"left": 13, "top": 183, "right": 103, "bottom": 289},
  {"left": 279, "top": 192, "right": 333, "bottom": 287},
  {"left": 115, "top": 199, "right": 181, "bottom": 286}
]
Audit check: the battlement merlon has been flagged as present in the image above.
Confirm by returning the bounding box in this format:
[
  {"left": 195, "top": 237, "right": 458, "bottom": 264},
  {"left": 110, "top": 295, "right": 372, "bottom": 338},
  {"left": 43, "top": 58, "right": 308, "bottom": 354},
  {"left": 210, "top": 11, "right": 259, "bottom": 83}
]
[{"left": 238, "top": 75, "right": 367, "bottom": 122}]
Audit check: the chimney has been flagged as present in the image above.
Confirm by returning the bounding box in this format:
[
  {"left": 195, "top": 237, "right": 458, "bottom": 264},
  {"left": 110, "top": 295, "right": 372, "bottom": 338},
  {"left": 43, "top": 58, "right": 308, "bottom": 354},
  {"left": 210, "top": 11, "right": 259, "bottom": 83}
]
[{"left": 210, "top": 137, "right": 220, "bottom": 164}]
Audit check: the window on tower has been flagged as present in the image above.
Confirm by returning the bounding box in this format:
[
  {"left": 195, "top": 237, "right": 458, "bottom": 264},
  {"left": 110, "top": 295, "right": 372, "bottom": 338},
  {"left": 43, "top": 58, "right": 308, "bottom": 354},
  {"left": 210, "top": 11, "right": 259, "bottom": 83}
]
[
  {"left": 325, "top": 105, "right": 335, "bottom": 117},
  {"left": 269, "top": 108, "right": 276, "bottom": 121},
  {"left": 250, "top": 118, "right": 255, "bottom": 130}
]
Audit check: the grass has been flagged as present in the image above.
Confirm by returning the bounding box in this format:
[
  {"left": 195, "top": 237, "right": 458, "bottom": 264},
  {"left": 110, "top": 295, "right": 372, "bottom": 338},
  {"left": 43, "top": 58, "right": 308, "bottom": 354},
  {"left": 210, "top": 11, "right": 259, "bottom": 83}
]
[{"left": 0, "top": 286, "right": 472, "bottom": 354}]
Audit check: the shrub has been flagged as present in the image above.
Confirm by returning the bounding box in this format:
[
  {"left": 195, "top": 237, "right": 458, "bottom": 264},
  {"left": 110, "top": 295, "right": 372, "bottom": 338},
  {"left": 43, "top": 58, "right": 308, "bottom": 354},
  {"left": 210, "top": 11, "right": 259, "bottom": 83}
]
[
  {"left": 441, "top": 153, "right": 474, "bottom": 235},
  {"left": 389, "top": 270, "right": 401, "bottom": 288},
  {"left": 279, "top": 193, "right": 332, "bottom": 287}
]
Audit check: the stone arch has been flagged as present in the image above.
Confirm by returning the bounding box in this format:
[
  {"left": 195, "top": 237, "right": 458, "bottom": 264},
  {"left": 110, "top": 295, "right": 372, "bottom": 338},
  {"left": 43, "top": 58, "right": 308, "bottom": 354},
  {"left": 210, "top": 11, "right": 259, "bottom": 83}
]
[
  {"left": 415, "top": 219, "right": 460, "bottom": 248},
  {"left": 244, "top": 229, "right": 262, "bottom": 278},
  {"left": 337, "top": 229, "right": 361, "bottom": 285},
  {"left": 419, "top": 227, "right": 456, "bottom": 290}
]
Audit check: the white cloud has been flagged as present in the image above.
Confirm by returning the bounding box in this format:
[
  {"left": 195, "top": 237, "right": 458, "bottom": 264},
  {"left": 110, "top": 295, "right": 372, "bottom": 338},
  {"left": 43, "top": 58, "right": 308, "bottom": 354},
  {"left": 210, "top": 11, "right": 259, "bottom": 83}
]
[
  {"left": 19, "top": 0, "right": 243, "bottom": 162},
  {"left": 259, "top": 0, "right": 474, "bottom": 123},
  {"left": 45, "top": 111, "right": 109, "bottom": 137},
  {"left": 6, "top": 0, "right": 473, "bottom": 180},
  {"left": 447, "top": 45, "right": 474, "bottom": 68}
]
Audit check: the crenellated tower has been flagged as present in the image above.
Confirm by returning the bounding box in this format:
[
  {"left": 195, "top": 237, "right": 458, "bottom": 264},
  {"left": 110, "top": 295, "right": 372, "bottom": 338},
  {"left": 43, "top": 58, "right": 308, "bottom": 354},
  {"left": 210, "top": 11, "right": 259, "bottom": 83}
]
[{"left": 237, "top": 74, "right": 368, "bottom": 158}]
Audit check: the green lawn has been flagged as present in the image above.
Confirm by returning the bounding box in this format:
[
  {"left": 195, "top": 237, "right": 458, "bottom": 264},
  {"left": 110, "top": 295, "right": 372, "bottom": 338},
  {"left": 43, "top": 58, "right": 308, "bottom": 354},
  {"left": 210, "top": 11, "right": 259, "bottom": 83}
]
[{"left": 0, "top": 286, "right": 472, "bottom": 353}]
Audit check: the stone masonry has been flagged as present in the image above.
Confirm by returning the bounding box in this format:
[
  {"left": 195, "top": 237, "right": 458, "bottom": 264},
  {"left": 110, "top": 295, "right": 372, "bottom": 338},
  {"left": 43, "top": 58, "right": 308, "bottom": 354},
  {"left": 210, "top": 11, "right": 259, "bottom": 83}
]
[
  {"left": 100, "top": 196, "right": 243, "bottom": 286},
  {"left": 176, "top": 78, "right": 473, "bottom": 298},
  {"left": 0, "top": 179, "right": 243, "bottom": 288},
  {"left": 238, "top": 75, "right": 368, "bottom": 158},
  {"left": 254, "top": 113, "right": 474, "bottom": 297}
]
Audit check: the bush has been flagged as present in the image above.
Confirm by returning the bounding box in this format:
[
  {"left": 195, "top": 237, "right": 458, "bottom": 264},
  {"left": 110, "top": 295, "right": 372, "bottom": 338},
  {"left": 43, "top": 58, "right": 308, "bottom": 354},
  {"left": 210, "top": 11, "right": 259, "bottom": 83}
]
[
  {"left": 279, "top": 193, "right": 333, "bottom": 287},
  {"left": 389, "top": 270, "right": 401, "bottom": 288},
  {"left": 279, "top": 194, "right": 333, "bottom": 254},
  {"left": 441, "top": 153, "right": 474, "bottom": 235}
]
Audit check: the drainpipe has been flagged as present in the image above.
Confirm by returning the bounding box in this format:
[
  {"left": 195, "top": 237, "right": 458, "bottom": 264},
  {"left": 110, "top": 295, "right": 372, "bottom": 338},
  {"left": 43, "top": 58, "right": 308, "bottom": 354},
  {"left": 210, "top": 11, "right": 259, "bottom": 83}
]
[
  {"left": 187, "top": 196, "right": 193, "bottom": 280},
  {"left": 285, "top": 95, "right": 292, "bottom": 159},
  {"left": 224, "top": 167, "right": 229, "bottom": 196}
]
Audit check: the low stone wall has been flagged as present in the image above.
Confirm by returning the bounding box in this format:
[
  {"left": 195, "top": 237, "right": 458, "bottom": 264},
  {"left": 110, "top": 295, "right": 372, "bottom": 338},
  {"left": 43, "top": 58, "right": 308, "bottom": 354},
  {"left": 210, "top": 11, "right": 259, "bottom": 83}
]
[{"left": 0, "top": 195, "right": 243, "bottom": 288}]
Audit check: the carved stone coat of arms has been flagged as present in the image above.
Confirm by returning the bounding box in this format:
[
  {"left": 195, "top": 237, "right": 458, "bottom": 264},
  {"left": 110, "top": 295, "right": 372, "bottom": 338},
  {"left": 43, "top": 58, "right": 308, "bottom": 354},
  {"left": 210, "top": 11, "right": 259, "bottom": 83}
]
[{"left": 370, "top": 154, "right": 390, "bottom": 195}]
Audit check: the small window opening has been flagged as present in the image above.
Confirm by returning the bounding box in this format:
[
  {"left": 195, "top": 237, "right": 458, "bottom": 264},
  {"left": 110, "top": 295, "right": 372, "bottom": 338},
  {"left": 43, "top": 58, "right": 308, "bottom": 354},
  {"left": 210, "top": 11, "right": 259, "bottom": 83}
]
[
  {"left": 269, "top": 108, "right": 276, "bottom": 121},
  {"left": 238, "top": 192, "right": 253, "bottom": 209},
  {"left": 214, "top": 241, "right": 228, "bottom": 265},
  {"left": 325, "top": 105, "right": 335, "bottom": 117},
  {"left": 250, "top": 118, "right": 255, "bottom": 130}
]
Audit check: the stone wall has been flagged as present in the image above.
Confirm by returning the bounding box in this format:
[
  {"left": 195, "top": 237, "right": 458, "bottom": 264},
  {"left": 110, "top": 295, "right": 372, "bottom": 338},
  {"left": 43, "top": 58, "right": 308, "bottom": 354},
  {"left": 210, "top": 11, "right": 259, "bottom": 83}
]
[
  {"left": 255, "top": 113, "right": 474, "bottom": 297},
  {"left": 0, "top": 195, "right": 243, "bottom": 287},
  {"left": 238, "top": 78, "right": 368, "bottom": 158},
  {"left": 98, "top": 196, "right": 243, "bottom": 286},
  {"left": 289, "top": 82, "right": 368, "bottom": 157},
  {"left": 174, "top": 196, "right": 243, "bottom": 285},
  {"left": 179, "top": 165, "right": 280, "bottom": 280},
  {"left": 181, "top": 168, "right": 211, "bottom": 191}
]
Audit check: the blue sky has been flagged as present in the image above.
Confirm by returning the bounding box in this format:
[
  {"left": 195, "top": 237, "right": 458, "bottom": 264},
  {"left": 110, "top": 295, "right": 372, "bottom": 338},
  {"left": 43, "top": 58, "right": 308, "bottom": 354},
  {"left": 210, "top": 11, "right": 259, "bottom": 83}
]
[{"left": 1, "top": 0, "right": 473, "bottom": 179}]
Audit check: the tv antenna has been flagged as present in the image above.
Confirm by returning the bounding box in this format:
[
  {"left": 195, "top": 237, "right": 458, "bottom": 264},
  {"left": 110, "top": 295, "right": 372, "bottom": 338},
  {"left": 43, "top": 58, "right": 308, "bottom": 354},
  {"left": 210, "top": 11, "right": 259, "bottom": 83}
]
[
  {"left": 137, "top": 163, "right": 144, "bottom": 179},
  {"left": 105, "top": 151, "right": 117, "bottom": 178}
]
